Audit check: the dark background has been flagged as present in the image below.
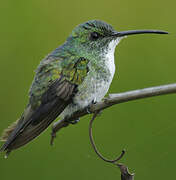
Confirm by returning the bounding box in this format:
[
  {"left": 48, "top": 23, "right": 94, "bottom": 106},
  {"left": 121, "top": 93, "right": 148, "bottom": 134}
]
[{"left": 0, "top": 0, "right": 175, "bottom": 179}]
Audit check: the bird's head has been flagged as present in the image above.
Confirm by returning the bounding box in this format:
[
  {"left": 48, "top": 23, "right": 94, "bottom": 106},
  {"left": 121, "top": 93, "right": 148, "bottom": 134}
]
[{"left": 66, "top": 20, "right": 168, "bottom": 59}]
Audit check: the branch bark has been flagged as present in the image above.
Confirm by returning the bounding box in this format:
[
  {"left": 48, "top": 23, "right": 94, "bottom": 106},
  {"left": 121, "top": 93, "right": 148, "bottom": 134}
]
[
  {"left": 51, "top": 83, "right": 176, "bottom": 140},
  {"left": 50, "top": 83, "right": 176, "bottom": 180}
]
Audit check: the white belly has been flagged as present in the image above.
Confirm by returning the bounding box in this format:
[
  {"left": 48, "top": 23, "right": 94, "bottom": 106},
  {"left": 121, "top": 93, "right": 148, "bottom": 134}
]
[
  {"left": 60, "top": 70, "right": 115, "bottom": 118},
  {"left": 74, "top": 73, "right": 114, "bottom": 108},
  {"left": 73, "top": 39, "right": 121, "bottom": 108}
]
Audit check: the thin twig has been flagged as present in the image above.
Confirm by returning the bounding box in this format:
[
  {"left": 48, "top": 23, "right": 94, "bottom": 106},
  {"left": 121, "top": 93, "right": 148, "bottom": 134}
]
[
  {"left": 51, "top": 83, "right": 176, "bottom": 143},
  {"left": 89, "top": 111, "right": 125, "bottom": 163},
  {"left": 88, "top": 111, "right": 134, "bottom": 180},
  {"left": 50, "top": 83, "right": 176, "bottom": 179}
]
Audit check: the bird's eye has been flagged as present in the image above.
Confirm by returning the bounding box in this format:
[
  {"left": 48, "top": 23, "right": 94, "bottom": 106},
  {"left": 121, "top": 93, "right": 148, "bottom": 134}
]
[{"left": 90, "top": 32, "right": 100, "bottom": 41}]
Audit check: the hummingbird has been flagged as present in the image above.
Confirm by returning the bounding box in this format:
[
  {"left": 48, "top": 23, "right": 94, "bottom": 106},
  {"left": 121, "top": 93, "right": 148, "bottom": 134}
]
[{"left": 0, "top": 20, "right": 168, "bottom": 157}]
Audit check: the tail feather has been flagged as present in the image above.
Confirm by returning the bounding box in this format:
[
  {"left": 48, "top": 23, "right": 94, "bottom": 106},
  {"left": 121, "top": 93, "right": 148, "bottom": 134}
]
[
  {"left": 7, "top": 102, "right": 67, "bottom": 150},
  {"left": 0, "top": 78, "right": 77, "bottom": 156},
  {"left": 0, "top": 100, "right": 69, "bottom": 156},
  {"left": 0, "top": 105, "right": 33, "bottom": 153},
  {"left": 0, "top": 120, "right": 19, "bottom": 142}
]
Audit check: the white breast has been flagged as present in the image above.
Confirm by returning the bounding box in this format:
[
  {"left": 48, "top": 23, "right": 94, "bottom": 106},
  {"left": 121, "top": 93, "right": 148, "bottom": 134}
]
[
  {"left": 74, "top": 38, "right": 123, "bottom": 108},
  {"left": 105, "top": 38, "right": 122, "bottom": 79},
  {"left": 60, "top": 38, "right": 123, "bottom": 118}
]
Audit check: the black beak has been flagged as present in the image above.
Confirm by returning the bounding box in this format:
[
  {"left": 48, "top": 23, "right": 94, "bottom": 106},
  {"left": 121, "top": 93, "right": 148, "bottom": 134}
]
[{"left": 113, "top": 30, "right": 168, "bottom": 37}]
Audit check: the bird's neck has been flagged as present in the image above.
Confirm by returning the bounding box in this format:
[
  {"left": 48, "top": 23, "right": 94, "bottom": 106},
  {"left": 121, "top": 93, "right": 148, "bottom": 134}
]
[{"left": 96, "top": 38, "right": 122, "bottom": 78}]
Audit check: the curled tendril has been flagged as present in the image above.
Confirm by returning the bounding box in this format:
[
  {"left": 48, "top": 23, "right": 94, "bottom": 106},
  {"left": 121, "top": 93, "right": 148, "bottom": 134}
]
[{"left": 89, "top": 111, "right": 125, "bottom": 165}]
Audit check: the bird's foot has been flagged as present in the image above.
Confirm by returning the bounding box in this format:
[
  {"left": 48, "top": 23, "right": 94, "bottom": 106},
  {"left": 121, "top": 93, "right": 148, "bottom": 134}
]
[
  {"left": 67, "top": 118, "right": 80, "bottom": 125},
  {"left": 86, "top": 106, "right": 91, "bottom": 114},
  {"left": 86, "top": 98, "right": 97, "bottom": 114},
  {"left": 92, "top": 98, "right": 97, "bottom": 104}
]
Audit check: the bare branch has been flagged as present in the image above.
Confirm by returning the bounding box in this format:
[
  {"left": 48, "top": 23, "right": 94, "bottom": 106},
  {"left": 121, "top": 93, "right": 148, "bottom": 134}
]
[
  {"left": 50, "top": 83, "right": 176, "bottom": 179},
  {"left": 117, "top": 164, "right": 135, "bottom": 180},
  {"left": 88, "top": 111, "right": 133, "bottom": 180},
  {"left": 51, "top": 83, "right": 176, "bottom": 141}
]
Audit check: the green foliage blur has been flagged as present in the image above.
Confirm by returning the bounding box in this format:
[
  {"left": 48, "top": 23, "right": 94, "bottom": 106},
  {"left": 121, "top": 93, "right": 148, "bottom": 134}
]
[{"left": 0, "top": 0, "right": 175, "bottom": 179}]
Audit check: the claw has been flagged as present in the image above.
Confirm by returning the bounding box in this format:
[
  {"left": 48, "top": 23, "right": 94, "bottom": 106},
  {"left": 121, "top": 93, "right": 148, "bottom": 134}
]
[
  {"left": 92, "top": 98, "right": 97, "bottom": 104},
  {"left": 86, "top": 106, "right": 91, "bottom": 114},
  {"left": 69, "top": 118, "right": 80, "bottom": 125},
  {"left": 86, "top": 98, "right": 97, "bottom": 114}
]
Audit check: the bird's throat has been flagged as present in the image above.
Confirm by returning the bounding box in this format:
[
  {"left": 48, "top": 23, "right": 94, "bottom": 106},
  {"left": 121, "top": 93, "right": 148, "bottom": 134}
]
[{"left": 103, "top": 37, "right": 123, "bottom": 78}]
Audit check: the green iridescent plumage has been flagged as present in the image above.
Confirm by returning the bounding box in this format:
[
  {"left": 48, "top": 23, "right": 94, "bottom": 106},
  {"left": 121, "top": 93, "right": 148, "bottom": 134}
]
[
  {"left": 29, "top": 55, "right": 89, "bottom": 109},
  {"left": 0, "top": 20, "right": 168, "bottom": 156}
]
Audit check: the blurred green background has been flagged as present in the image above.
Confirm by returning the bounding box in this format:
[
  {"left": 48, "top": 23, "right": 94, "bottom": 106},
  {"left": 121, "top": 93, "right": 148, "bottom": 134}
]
[{"left": 0, "top": 0, "right": 175, "bottom": 179}]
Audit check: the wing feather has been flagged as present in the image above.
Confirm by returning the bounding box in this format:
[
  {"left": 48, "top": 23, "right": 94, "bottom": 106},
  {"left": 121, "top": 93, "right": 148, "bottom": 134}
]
[{"left": 0, "top": 56, "right": 89, "bottom": 155}]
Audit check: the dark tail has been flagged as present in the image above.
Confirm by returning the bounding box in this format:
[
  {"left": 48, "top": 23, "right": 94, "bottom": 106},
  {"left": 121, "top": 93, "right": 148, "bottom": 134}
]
[{"left": 0, "top": 99, "right": 69, "bottom": 156}]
